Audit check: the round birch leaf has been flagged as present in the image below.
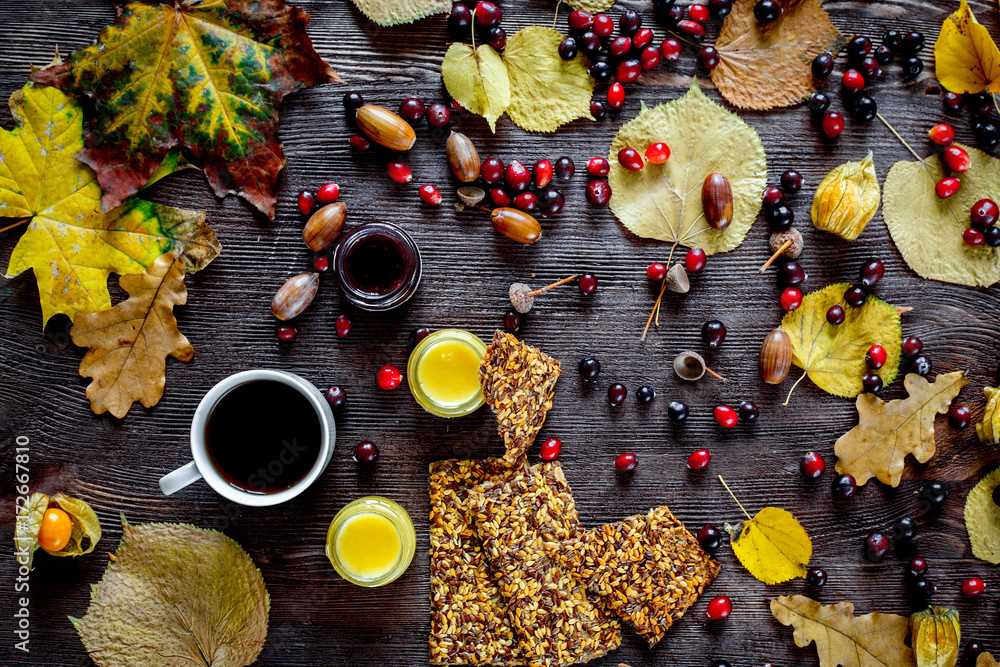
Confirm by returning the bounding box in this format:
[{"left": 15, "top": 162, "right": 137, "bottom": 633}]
[
  {"left": 503, "top": 26, "right": 594, "bottom": 133},
  {"left": 351, "top": 0, "right": 451, "bottom": 26},
  {"left": 811, "top": 151, "right": 880, "bottom": 241},
  {"left": 608, "top": 80, "right": 767, "bottom": 253},
  {"left": 726, "top": 507, "right": 811, "bottom": 584},
  {"left": 441, "top": 43, "right": 511, "bottom": 133},
  {"left": 964, "top": 467, "right": 1000, "bottom": 564},
  {"left": 883, "top": 143, "right": 1000, "bottom": 288}
]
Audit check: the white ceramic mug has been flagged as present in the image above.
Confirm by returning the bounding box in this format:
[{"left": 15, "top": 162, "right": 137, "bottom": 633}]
[{"left": 159, "top": 369, "right": 336, "bottom": 506}]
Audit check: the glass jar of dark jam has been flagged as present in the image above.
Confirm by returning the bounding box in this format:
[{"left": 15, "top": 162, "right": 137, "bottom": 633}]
[{"left": 334, "top": 222, "right": 421, "bottom": 311}]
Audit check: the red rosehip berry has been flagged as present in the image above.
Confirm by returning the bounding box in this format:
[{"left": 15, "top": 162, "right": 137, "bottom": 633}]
[
  {"left": 586, "top": 180, "right": 612, "bottom": 207},
  {"left": 706, "top": 595, "right": 732, "bottom": 620},
  {"left": 587, "top": 157, "right": 610, "bottom": 177},
  {"left": 615, "top": 452, "right": 638, "bottom": 473},
  {"left": 376, "top": 364, "right": 402, "bottom": 390},
  {"left": 687, "top": 448, "right": 711, "bottom": 470},
  {"left": 640, "top": 45, "right": 660, "bottom": 71},
  {"left": 821, "top": 111, "right": 845, "bottom": 138},
  {"left": 349, "top": 134, "right": 371, "bottom": 151},
  {"left": 317, "top": 182, "right": 341, "bottom": 204},
  {"left": 943, "top": 145, "right": 971, "bottom": 172},
  {"left": 645, "top": 142, "right": 671, "bottom": 164},
  {"left": 762, "top": 185, "right": 784, "bottom": 206},
  {"left": 646, "top": 262, "right": 667, "bottom": 281},
  {"left": 335, "top": 314, "right": 351, "bottom": 338},
  {"left": 618, "top": 147, "right": 645, "bottom": 171},
  {"left": 387, "top": 161, "right": 413, "bottom": 183},
  {"left": 533, "top": 159, "right": 554, "bottom": 188},
  {"left": 607, "top": 82, "right": 625, "bottom": 109},
  {"left": 297, "top": 190, "right": 317, "bottom": 216},
  {"left": 540, "top": 437, "right": 562, "bottom": 461},
  {"left": 928, "top": 123, "right": 955, "bottom": 147},
  {"left": 660, "top": 37, "right": 682, "bottom": 61},
  {"left": 714, "top": 405, "right": 738, "bottom": 428},
  {"left": 419, "top": 184, "right": 442, "bottom": 205},
  {"left": 685, "top": 247, "right": 707, "bottom": 273},
  {"left": 689, "top": 3, "right": 710, "bottom": 22},
  {"left": 962, "top": 577, "right": 986, "bottom": 597},
  {"left": 677, "top": 19, "right": 705, "bottom": 39},
  {"left": 276, "top": 325, "right": 297, "bottom": 341},
  {"left": 936, "top": 176, "right": 961, "bottom": 199},
  {"left": 866, "top": 344, "right": 887, "bottom": 370},
  {"left": 312, "top": 254, "right": 329, "bottom": 272},
  {"left": 801, "top": 451, "right": 826, "bottom": 479},
  {"left": 964, "top": 227, "right": 986, "bottom": 246},
  {"left": 842, "top": 69, "right": 865, "bottom": 92},
  {"left": 780, "top": 287, "right": 803, "bottom": 311}
]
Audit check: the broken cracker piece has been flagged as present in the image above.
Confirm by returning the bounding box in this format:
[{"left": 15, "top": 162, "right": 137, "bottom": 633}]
[{"left": 479, "top": 331, "right": 561, "bottom": 463}]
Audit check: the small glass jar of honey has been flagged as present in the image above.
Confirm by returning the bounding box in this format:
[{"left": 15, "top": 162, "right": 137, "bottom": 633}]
[
  {"left": 407, "top": 329, "right": 487, "bottom": 418},
  {"left": 326, "top": 496, "right": 416, "bottom": 587}
]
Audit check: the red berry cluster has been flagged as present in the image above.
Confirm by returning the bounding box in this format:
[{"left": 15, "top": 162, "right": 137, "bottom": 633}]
[
  {"left": 964, "top": 197, "right": 1000, "bottom": 247},
  {"left": 481, "top": 156, "right": 572, "bottom": 217},
  {"left": 449, "top": 1, "right": 506, "bottom": 51}
]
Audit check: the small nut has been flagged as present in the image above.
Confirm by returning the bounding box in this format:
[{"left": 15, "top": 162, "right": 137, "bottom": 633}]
[
  {"left": 509, "top": 282, "right": 534, "bottom": 313},
  {"left": 271, "top": 272, "right": 320, "bottom": 321},
  {"left": 769, "top": 228, "right": 803, "bottom": 259},
  {"left": 702, "top": 172, "right": 734, "bottom": 231},
  {"left": 446, "top": 132, "right": 481, "bottom": 182},
  {"left": 759, "top": 328, "right": 793, "bottom": 384},
  {"left": 355, "top": 105, "right": 416, "bottom": 151},
  {"left": 666, "top": 263, "right": 690, "bottom": 293},
  {"left": 674, "top": 351, "right": 706, "bottom": 381},
  {"left": 456, "top": 186, "right": 486, "bottom": 207},
  {"left": 491, "top": 207, "right": 541, "bottom": 244},
  {"left": 302, "top": 202, "right": 346, "bottom": 251}
]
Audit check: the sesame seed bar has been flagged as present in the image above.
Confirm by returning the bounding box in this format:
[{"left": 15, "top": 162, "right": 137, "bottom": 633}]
[
  {"left": 429, "top": 458, "right": 523, "bottom": 666},
  {"left": 551, "top": 506, "right": 721, "bottom": 647},
  {"left": 469, "top": 462, "right": 622, "bottom": 667},
  {"left": 479, "top": 331, "right": 561, "bottom": 464}
]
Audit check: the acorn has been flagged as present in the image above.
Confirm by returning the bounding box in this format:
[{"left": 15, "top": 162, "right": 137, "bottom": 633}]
[
  {"left": 666, "top": 263, "right": 690, "bottom": 293},
  {"left": 759, "top": 328, "right": 793, "bottom": 384},
  {"left": 446, "top": 132, "right": 481, "bottom": 182},
  {"left": 702, "top": 172, "right": 734, "bottom": 231},
  {"left": 491, "top": 207, "right": 541, "bottom": 244},
  {"left": 355, "top": 105, "right": 416, "bottom": 151},
  {"left": 302, "top": 202, "right": 346, "bottom": 251},
  {"left": 760, "top": 228, "right": 804, "bottom": 273},
  {"left": 271, "top": 273, "right": 320, "bottom": 321}
]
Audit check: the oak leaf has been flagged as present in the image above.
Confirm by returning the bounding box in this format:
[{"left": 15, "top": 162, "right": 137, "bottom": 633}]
[
  {"left": 351, "top": 0, "right": 451, "bottom": 26},
  {"left": 883, "top": 143, "right": 1000, "bottom": 288},
  {"left": 441, "top": 43, "right": 511, "bottom": 133},
  {"left": 72, "top": 517, "right": 270, "bottom": 667},
  {"left": 70, "top": 254, "right": 194, "bottom": 418},
  {"left": 933, "top": 0, "right": 1000, "bottom": 94},
  {"left": 781, "top": 284, "right": 904, "bottom": 400},
  {"left": 1, "top": 81, "right": 219, "bottom": 326},
  {"left": 834, "top": 372, "right": 969, "bottom": 488},
  {"left": 977, "top": 386, "right": 999, "bottom": 445},
  {"left": 608, "top": 80, "right": 767, "bottom": 254},
  {"left": 710, "top": 0, "right": 844, "bottom": 110},
  {"left": 964, "top": 466, "right": 1000, "bottom": 564},
  {"left": 911, "top": 607, "right": 960, "bottom": 667},
  {"left": 32, "top": 0, "right": 339, "bottom": 219},
  {"left": 811, "top": 152, "right": 881, "bottom": 241},
  {"left": 771, "top": 595, "right": 916, "bottom": 667},
  {"left": 14, "top": 492, "right": 102, "bottom": 569}
]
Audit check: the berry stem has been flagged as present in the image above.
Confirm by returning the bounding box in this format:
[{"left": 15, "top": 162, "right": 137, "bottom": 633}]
[
  {"left": 782, "top": 370, "right": 807, "bottom": 407},
  {"left": 876, "top": 112, "right": 923, "bottom": 162},
  {"left": 717, "top": 475, "right": 753, "bottom": 522},
  {"left": 0, "top": 218, "right": 30, "bottom": 234},
  {"left": 759, "top": 239, "right": 792, "bottom": 273},
  {"left": 470, "top": 7, "right": 478, "bottom": 49},
  {"left": 528, "top": 274, "right": 579, "bottom": 296},
  {"left": 551, "top": 0, "right": 564, "bottom": 29},
  {"left": 705, "top": 366, "right": 728, "bottom": 383},
  {"left": 667, "top": 30, "right": 701, "bottom": 48},
  {"left": 642, "top": 241, "right": 678, "bottom": 339}
]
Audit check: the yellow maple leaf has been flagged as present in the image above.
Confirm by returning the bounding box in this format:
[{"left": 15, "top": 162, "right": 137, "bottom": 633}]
[
  {"left": 834, "top": 372, "right": 969, "bottom": 487},
  {"left": 934, "top": 0, "right": 1000, "bottom": 94}
]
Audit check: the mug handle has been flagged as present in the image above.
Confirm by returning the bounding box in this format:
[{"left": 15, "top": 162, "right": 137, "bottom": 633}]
[{"left": 159, "top": 461, "right": 202, "bottom": 496}]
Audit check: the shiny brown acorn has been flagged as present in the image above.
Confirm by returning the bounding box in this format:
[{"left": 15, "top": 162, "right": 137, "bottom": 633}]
[
  {"left": 302, "top": 202, "right": 346, "bottom": 251},
  {"left": 759, "top": 328, "right": 793, "bottom": 384},
  {"left": 702, "top": 172, "right": 734, "bottom": 231},
  {"left": 446, "top": 132, "right": 481, "bottom": 182},
  {"left": 355, "top": 105, "right": 416, "bottom": 151},
  {"left": 491, "top": 207, "right": 542, "bottom": 244},
  {"left": 271, "top": 273, "right": 320, "bottom": 321}
]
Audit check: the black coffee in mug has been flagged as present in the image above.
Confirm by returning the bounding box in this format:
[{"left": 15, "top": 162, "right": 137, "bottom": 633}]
[{"left": 205, "top": 380, "right": 322, "bottom": 494}]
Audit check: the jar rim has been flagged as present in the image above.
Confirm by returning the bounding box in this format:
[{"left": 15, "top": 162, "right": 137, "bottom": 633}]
[
  {"left": 334, "top": 222, "right": 421, "bottom": 311},
  {"left": 407, "top": 329, "right": 487, "bottom": 418},
  {"left": 326, "top": 496, "right": 416, "bottom": 587}
]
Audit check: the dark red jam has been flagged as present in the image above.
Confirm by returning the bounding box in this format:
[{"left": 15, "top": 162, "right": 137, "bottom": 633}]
[
  {"left": 334, "top": 222, "right": 421, "bottom": 310},
  {"left": 343, "top": 232, "right": 407, "bottom": 294}
]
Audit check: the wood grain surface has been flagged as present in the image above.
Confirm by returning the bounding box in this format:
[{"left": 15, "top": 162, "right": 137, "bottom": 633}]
[{"left": 2, "top": 0, "right": 1000, "bottom": 665}]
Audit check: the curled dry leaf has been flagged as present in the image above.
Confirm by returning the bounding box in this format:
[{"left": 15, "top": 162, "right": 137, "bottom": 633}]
[
  {"left": 964, "top": 466, "right": 1000, "bottom": 564},
  {"left": 834, "top": 372, "right": 969, "bottom": 488},
  {"left": 32, "top": 0, "right": 339, "bottom": 219},
  {"left": 911, "top": 606, "right": 960, "bottom": 667},
  {"left": 770, "top": 595, "right": 916, "bottom": 667},
  {"left": 608, "top": 80, "right": 767, "bottom": 254},
  {"left": 977, "top": 386, "right": 1000, "bottom": 445},
  {"left": 0, "top": 81, "right": 219, "bottom": 326},
  {"left": 71, "top": 254, "right": 194, "bottom": 419},
  {"left": 72, "top": 517, "right": 269, "bottom": 667},
  {"left": 883, "top": 143, "right": 1000, "bottom": 288},
  {"left": 933, "top": 0, "right": 1000, "bottom": 94},
  {"left": 351, "top": 0, "right": 450, "bottom": 26},
  {"left": 979, "top": 653, "right": 1000, "bottom": 667},
  {"left": 441, "top": 43, "right": 511, "bottom": 133},
  {"left": 15, "top": 492, "right": 102, "bottom": 569},
  {"left": 710, "top": 0, "right": 844, "bottom": 110},
  {"left": 811, "top": 151, "right": 881, "bottom": 241},
  {"left": 781, "top": 284, "right": 903, "bottom": 400}
]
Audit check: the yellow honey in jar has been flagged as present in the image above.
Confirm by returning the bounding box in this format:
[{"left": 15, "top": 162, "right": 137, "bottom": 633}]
[
  {"left": 327, "top": 496, "right": 415, "bottom": 587},
  {"left": 407, "top": 329, "right": 486, "bottom": 418}
]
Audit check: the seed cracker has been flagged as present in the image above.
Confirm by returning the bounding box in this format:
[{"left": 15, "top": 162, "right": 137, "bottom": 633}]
[
  {"left": 429, "top": 458, "right": 522, "bottom": 666},
  {"left": 478, "top": 331, "right": 561, "bottom": 463},
  {"left": 551, "top": 506, "right": 721, "bottom": 647},
  {"left": 469, "top": 462, "right": 622, "bottom": 667}
]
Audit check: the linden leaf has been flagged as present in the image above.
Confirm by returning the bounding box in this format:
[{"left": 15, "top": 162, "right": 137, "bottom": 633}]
[
  {"left": 32, "top": 0, "right": 339, "bottom": 219},
  {"left": 911, "top": 607, "right": 961, "bottom": 667},
  {"left": 883, "top": 143, "right": 1000, "bottom": 288},
  {"left": 933, "top": 0, "right": 1000, "bottom": 94},
  {"left": 710, "top": 0, "right": 845, "bottom": 110},
  {"left": 781, "top": 284, "right": 904, "bottom": 400},
  {"left": 503, "top": 26, "right": 594, "bottom": 133},
  {"left": 770, "top": 595, "right": 916, "bottom": 667},
  {"left": 14, "top": 492, "right": 101, "bottom": 570},
  {"left": 978, "top": 653, "right": 1000, "bottom": 667},
  {"left": 0, "top": 81, "right": 219, "bottom": 327},
  {"left": 834, "top": 372, "right": 969, "bottom": 488},
  {"left": 72, "top": 517, "right": 269, "bottom": 667},
  {"left": 977, "top": 386, "right": 1000, "bottom": 445},
  {"left": 811, "top": 152, "right": 881, "bottom": 241},
  {"left": 441, "top": 43, "right": 511, "bottom": 133},
  {"left": 70, "top": 254, "right": 193, "bottom": 419},
  {"left": 608, "top": 80, "right": 767, "bottom": 253},
  {"left": 567, "top": 0, "right": 615, "bottom": 12},
  {"left": 964, "top": 466, "right": 1000, "bottom": 564},
  {"left": 351, "top": 0, "right": 451, "bottom": 26}
]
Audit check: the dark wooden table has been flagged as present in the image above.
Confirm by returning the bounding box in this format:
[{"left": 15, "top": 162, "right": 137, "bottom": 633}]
[{"left": 2, "top": 1, "right": 999, "bottom": 665}]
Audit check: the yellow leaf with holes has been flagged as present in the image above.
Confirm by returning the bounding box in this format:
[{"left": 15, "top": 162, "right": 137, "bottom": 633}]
[
  {"left": 911, "top": 607, "right": 960, "bottom": 667},
  {"left": 441, "top": 43, "right": 510, "bottom": 133},
  {"left": 964, "top": 467, "right": 1000, "bottom": 564},
  {"left": 726, "top": 507, "right": 811, "bottom": 584},
  {"left": 934, "top": 0, "right": 1000, "bottom": 94},
  {"left": 977, "top": 386, "right": 1000, "bottom": 444}
]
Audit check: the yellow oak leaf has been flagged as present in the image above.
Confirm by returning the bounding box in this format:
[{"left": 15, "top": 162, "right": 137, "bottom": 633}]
[
  {"left": 977, "top": 386, "right": 1000, "bottom": 444},
  {"left": 771, "top": 595, "right": 916, "bottom": 667},
  {"left": 70, "top": 254, "right": 194, "bottom": 418},
  {"left": 441, "top": 43, "right": 511, "bottom": 133},
  {"left": 811, "top": 152, "right": 881, "bottom": 241},
  {"left": 964, "top": 466, "right": 1000, "bottom": 564},
  {"left": 911, "top": 607, "right": 960, "bottom": 667},
  {"left": 0, "top": 80, "right": 219, "bottom": 326},
  {"left": 781, "top": 284, "right": 904, "bottom": 400},
  {"left": 834, "top": 372, "right": 969, "bottom": 487},
  {"left": 933, "top": 0, "right": 1000, "bottom": 94}
]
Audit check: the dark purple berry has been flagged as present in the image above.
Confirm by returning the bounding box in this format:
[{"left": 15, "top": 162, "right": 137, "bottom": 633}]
[
  {"left": 667, "top": 401, "right": 688, "bottom": 422},
  {"left": 701, "top": 320, "right": 727, "bottom": 347},
  {"left": 864, "top": 532, "right": 889, "bottom": 562},
  {"left": 812, "top": 51, "right": 834, "bottom": 78},
  {"left": 832, "top": 473, "right": 857, "bottom": 499},
  {"left": 558, "top": 37, "right": 578, "bottom": 60},
  {"left": 844, "top": 285, "right": 868, "bottom": 308},
  {"left": 608, "top": 383, "right": 627, "bottom": 406},
  {"left": 504, "top": 308, "right": 521, "bottom": 333},
  {"left": 911, "top": 355, "right": 932, "bottom": 377},
  {"left": 579, "top": 357, "right": 601, "bottom": 381},
  {"left": 806, "top": 567, "right": 827, "bottom": 586}
]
